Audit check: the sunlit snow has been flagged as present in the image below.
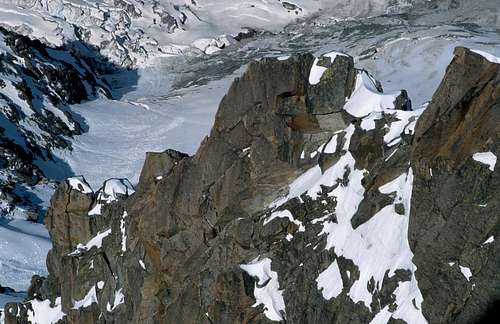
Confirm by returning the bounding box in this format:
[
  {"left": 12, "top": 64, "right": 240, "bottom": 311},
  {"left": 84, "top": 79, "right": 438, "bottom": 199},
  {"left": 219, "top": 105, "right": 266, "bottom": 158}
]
[
  {"left": 472, "top": 151, "right": 497, "bottom": 171},
  {"left": 471, "top": 49, "right": 500, "bottom": 64},
  {"left": 240, "top": 257, "right": 286, "bottom": 321},
  {"left": 459, "top": 265, "right": 473, "bottom": 282},
  {"left": 69, "top": 229, "right": 112, "bottom": 256},
  {"left": 28, "top": 297, "right": 66, "bottom": 324},
  {"left": 317, "top": 259, "right": 343, "bottom": 300}
]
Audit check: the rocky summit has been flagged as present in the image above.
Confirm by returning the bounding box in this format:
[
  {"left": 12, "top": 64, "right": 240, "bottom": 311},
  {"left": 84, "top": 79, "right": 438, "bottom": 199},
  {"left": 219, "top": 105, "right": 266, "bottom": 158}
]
[{"left": 2, "top": 46, "right": 498, "bottom": 324}]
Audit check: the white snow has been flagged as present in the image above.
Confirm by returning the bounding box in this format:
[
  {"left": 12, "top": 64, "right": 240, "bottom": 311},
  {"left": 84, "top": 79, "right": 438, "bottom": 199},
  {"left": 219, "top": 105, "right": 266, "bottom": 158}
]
[
  {"left": 101, "top": 179, "right": 135, "bottom": 203},
  {"left": 271, "top": 125, "right": 357, "bottom": 207},
  {"left": 321, "top": 169, "right": 425, "bottom": 323},
  {"left": 472, "top": 152, "right": 497, "bottom": 171},
  {"left": 383, "top": 109, "right": 423, "bottom": 146},
  {"left": 67, "top": 176, "right": 93, "bottom": 194},
  {"left": 345, "top": 70, "right": 424, "bottom": 146},
  {"left": 271, "top": 135, "right": 426, "bottom": 323},
  {"left": 56, "top": 62, "right": 244, "bottom": 189},
  {"left": 88, "top": 204, "right": 102, "bottom": 216},
  {"left": 264, "top": 210, "right": 305, "bottom": 232},
  {"left": 73, "top": 286, "right": 98, "bottom": 309},
  {"left": 323, "top": 135, "right": 338, "bottom": 154},
  {"left": 360, "top": 112, "right": 382, "bottom": 131},
  {"left": 343, "top": 71, "right": 400, "bottom": 118},
  {"left": 370, "top": 306, "right": 392, "bottom": 324},
  {"left": 88, "top": 180, "right": 135, "bottom": 216},
  {"left": 240, "top": 257, "right": 286, "bottom": 321},
  {"left": 471, "top": 49, "right": 500, "bottom": 64},
  {"left": 0, "top": 3, "right": 74, "bottom": 47},
  {"left": 192, "top": 36, "right": 232, "bottom": 55},
  {"left": 316, "top": 259, "right": 343, "bottom": 300},
  {"left": 107, "top": 288, "right": 125, "bottom": 312},
  {"left": 459, "top": 265, "right": 473, "bottom": 281},
  {"left": 28, "top": 297, "right": 66, "bottom": 324},
  {"left": 69, "top": 229, "right": 112, "bottom": 256},
  {"left": 0, "top": 219, "right": 51, "bottom": 293},
  {"left": 482, "top": 236, "right": 495, "bottom": 245},
  {"left": 2, "top": 0, "right": 323, "bottom": 66},
  {"left": 309, "top": 58, "right": 327, "bottom": 85},
  {"left": 120, "top": 211, "right": 128, "bottom": 255}
]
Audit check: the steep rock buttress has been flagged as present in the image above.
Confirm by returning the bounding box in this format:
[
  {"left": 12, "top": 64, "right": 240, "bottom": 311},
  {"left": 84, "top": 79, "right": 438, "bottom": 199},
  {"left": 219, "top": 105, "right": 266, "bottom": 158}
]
[{"left": 4, "top": 48, "right": 499, "bottom": 324}]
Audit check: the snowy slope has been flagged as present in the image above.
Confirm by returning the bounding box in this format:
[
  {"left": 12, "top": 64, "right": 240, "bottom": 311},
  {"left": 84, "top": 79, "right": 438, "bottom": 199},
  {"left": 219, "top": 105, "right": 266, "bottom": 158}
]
[
  {"left": 55, "top": 18, "right": 500, "bottom": 188},
  {"left": 54, "top": 58, "right": 244, "bottom": 188},
  {"left": 3, "top": 0, "right": 448, "bottom": 66}
]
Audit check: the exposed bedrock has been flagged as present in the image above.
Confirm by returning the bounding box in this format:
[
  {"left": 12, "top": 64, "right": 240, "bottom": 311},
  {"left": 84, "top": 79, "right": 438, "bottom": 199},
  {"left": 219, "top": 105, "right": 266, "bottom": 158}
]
[
  {"left": 409, "top": 47, "right": 500, "bottom": 324},
  {"left": 5, "top": 47, "right": 499, "bottom": 324}
]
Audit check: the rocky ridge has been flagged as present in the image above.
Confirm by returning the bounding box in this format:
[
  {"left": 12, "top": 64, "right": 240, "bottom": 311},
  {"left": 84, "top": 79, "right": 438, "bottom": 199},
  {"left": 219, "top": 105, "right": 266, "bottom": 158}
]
[{"left": 4, "top": 47, "right": 499, "bottom": 323}]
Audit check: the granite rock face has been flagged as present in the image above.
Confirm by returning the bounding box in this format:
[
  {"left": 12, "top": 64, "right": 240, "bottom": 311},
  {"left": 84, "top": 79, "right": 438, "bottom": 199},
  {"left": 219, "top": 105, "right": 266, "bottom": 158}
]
[
  {"left": 409, "top": 47, "right": 500, "bottom": 324},
  {"left": 5, "top": 48, "right": 499, "bottom": 324}
]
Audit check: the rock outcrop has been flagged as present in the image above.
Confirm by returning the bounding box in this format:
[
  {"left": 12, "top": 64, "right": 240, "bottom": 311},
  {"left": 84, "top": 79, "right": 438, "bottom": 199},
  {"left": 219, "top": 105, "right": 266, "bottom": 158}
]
[
  {"left": 409, "top": 47, "right": 500, "bottom": 324},
  {"left": 5, "top": 47, "right": 499, "bottom": 324}
]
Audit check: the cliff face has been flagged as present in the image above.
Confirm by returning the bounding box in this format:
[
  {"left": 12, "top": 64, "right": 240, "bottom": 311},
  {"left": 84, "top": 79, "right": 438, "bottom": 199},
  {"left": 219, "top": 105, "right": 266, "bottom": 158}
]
[
  {"left": 5, "top": 48, "right": 498, "bottom": 324},
  {"left": 410, "top": 48, "right": 500, "bottom": 323}
]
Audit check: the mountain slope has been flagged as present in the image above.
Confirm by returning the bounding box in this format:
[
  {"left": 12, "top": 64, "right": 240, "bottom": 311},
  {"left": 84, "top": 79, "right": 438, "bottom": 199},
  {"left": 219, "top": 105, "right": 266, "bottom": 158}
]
[
  {"left": 5, "top": 47, "right": 498, "bottom": 323},
  {"left": 7, "top": 0, "right": 494, "bottom": 66}
]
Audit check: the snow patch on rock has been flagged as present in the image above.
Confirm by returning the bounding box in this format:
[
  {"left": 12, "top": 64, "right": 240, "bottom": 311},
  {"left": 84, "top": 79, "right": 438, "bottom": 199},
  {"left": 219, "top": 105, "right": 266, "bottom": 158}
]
[
  {"left": 73, "top": 286, "right": 98, "bottom": 310},
  {"left": 107, "top": 288, "right": 125, "bottom": 312},
  {"left": 101, "top": 179, "right": 135, "bottom": 203},
  {"left": 383, "top": 109, "right": 423, "bottom": 146},
  {"left": 343, "top": 71, "right": 401, "bottom": 118},
  {"left": 309, "top": 51, "right": 348, "bottom": 85},
  {"left": 240, "top": 257, "right": 286, "bottom": 321},
  {"left": 482, "top": 236, "right": 495, "bottom": 245},
  {"left": 264, "top": 210, "right": 305, "bottom": 232},
  {"left": 89, "top": 179, "right": 135, "bottom": 216},
  {"left": 459, "top": 265, "right": 473, "bottom": 281},
  {"left": 69, "top": 229, "right": 112, "bottom": 256},
  {"left": 120, "top": 211, "right": 128, "bottom": 255},
  {"left": 472, "top": 151, "right": 497, "bottom": 171},
  {"left": 471, "top": 49, "right": 500, "bottom": 64},
  {"left": 28, "top": 297, "right": 65, "bottom": 324},
  {"left": 271, "top": 123, "right": 426, "bottom": 322},
  {"left": 317, "top": 259, "right": 343, "bottom": 300},
  {"left": 67, "top": 176, "right": 93, "bottom": 194},
  {"left": 320, "top": 168, "right": 425, "bottom": 323}
]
